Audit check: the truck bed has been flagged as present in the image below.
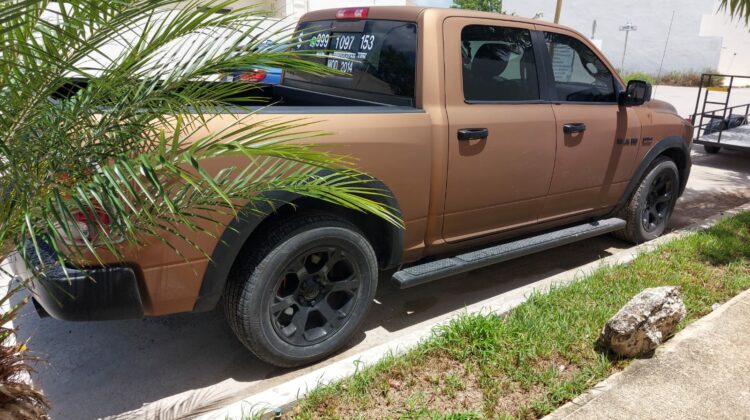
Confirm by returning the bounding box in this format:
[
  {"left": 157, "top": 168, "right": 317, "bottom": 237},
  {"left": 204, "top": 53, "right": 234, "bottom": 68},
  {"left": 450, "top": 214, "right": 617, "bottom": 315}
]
[
  {"left": 55, "top": 79, "right": 422, "bottom": 114},
  {"left": 697, "top": 124, "right": 750, "bottom": 151},
  {"left": 234, "top": 84, "right": 422, "bottom": 114},
  {"left": 229, "top": 83, "right": 421, "bottom": 114}
]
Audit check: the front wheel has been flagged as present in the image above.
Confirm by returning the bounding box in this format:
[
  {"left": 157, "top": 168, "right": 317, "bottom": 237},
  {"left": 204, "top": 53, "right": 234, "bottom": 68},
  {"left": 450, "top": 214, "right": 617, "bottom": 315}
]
[
  {"left": 223, "top": 213, "right": 378, "bottom": 367},
  {"left": 614, "top": 158, "right": 680, "bottom": 244}
]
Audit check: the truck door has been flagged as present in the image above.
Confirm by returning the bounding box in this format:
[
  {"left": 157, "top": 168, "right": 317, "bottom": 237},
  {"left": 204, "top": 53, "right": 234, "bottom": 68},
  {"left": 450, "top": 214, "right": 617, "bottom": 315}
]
[
  {"left": 442, "top": 18, "right": 557, "bottom": 243},
  {"left": 539, "top": 30, "right": 641, "bottom": 220}
]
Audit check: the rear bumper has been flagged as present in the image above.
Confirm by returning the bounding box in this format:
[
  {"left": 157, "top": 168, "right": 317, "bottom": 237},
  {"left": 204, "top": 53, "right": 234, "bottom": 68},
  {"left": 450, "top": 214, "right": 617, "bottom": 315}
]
[{"left": 9, "top": 243, "right": 144, "bottom": 321}]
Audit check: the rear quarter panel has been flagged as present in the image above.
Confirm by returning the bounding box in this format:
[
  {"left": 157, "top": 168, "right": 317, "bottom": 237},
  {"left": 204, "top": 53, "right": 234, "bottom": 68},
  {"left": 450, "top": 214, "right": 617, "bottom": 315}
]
[
  {"left": 91, "top": 7, "right": 451, "bottom": 316},
  {"left": 128, "top": 111, "right": 435, "bottom": 315}
]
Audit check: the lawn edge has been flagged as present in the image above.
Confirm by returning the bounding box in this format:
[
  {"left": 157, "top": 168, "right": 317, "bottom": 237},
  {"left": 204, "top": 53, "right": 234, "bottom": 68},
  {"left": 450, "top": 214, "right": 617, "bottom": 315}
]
[
  {"left": 545, "top": 286, "right": 750, "bottom": 419},
  {"left": 198, "top": 201, "right": 750, "bottom": 420}
]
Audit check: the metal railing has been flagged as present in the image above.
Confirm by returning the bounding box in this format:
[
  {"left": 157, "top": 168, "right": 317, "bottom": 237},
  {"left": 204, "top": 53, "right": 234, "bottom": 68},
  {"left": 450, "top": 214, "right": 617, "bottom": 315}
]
[{"left": 691, "top": 73, "right": 750, "bottom": 145}]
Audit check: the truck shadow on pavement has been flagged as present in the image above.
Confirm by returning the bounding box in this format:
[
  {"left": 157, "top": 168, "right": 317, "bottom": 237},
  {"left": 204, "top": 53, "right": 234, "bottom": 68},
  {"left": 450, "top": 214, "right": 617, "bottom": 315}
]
[{"left": 12, "top": 147, "right": 750, "bottom": 420}]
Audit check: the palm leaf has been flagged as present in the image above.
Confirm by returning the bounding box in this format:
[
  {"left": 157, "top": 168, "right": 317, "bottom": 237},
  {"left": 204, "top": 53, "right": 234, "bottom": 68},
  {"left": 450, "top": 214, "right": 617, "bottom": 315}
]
[
  {"left": 719, "top": 0, "right": 750, "bottom": 23},
  {"left": 0, "top": 1, "right": 401, "bottom": 278}
]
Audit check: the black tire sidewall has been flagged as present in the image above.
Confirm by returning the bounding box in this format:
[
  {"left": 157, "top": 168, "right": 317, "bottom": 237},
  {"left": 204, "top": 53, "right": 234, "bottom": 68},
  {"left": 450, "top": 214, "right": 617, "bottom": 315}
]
[
  {"left": 633, "top": 160, "right": 679, "bottom": 241},
  {"left": 239, "top": 223, "right": 377, "bottom": 365},
  {"left": 704, "top": 145, "right": 721, "bottom": 154}
]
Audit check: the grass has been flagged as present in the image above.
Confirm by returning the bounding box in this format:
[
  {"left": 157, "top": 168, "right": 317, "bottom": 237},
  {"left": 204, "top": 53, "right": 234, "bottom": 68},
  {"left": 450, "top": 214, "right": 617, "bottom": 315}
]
[
  {"left": 622, "top": 69, "right": 724, "bottom": 87},
  {"left": 621, "top": 71, "right": 657, "bottom": 86},
  {"left": 291, "top": 212, "right": 750, "bottom": 419}
]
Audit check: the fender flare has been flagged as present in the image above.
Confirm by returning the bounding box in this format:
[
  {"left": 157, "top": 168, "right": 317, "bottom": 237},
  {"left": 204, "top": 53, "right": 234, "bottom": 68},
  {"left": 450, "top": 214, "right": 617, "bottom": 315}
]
[
  {"left": 192, "top": 178, "right": 403, "bottom": 312},
  {"left": 610, "top": 136, "right": 691, "bottom": 216}
]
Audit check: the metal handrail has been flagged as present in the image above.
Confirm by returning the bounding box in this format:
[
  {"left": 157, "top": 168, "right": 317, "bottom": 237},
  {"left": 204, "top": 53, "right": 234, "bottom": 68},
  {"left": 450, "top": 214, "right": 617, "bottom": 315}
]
[{"left": 692, "top": 74, "right": 750, "bottom": 145}]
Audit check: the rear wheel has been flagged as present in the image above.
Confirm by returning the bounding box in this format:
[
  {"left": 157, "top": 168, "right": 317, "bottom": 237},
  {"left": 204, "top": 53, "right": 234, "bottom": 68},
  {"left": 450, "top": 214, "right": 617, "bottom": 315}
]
[
  {"left": 614, "top": 158, "right": 679, "bottom": 243},
  {"left": 703, "top": 144, "right": 721, "bottom": 154},
  {"left": 223, "top": 213, "right": 378, "bottom": 367}
]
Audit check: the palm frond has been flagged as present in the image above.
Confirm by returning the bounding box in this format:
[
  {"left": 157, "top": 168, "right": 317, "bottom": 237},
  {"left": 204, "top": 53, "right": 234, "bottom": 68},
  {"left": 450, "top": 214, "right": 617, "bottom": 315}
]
[
  {"left": 719, "top": 0, "right": 750, "bottom": 23},
  {"left": 0, "top": 0, "right": 401, "bottom": 276}
]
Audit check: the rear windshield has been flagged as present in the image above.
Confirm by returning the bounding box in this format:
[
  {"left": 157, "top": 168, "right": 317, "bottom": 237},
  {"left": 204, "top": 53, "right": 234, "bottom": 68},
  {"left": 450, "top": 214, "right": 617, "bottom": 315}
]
[{"left": 285, "top": 19, "right": 418, "bottom": 106}]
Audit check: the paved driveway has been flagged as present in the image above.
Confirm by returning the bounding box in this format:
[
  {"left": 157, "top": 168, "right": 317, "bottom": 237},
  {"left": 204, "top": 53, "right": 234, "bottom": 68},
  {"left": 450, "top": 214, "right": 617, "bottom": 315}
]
[
  {"left": 6, "top": 88, "right": 750, "bottom": 419},
  {"left": 651, "top": 85, "right": 750, "bottom": 117}
]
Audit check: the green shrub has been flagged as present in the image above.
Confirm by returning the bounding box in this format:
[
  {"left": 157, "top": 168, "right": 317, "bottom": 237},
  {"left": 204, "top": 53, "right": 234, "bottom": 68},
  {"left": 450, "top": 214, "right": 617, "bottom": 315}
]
[
  {"left": 622, "top": 70, "right": 724, "bottom": 87},
  {"left": 622, "top": 71, "right": 657, "bottom": 85},
  {"left": 658, "top": 70, "right": 723, "bottom": 87}
]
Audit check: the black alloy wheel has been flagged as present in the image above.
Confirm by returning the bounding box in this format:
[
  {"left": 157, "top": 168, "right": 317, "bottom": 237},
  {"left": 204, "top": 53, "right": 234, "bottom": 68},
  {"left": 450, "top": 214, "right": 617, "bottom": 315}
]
[
  {"left": 269, "top": 246, "right": 361, "bottom": 346},
  {"left": 641, "top": 172, "right": 675, "bottom": 233},
  {"left": 613, "top": 158, "right": 680, "bottom": 244},
  {"left": 223, "top": 213, "right": 378, "bottom": 368}
]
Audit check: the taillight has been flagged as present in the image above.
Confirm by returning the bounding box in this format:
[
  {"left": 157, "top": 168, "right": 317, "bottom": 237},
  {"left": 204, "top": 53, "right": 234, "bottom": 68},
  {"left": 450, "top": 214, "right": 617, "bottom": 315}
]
[
  {"left": 336, "top": 7, "right": 369, "bottom": 20},
  {"left": 59, "top": 210, "right": 121, "bottom": 246},
  {"left": 238, "top": 69, "right": 267, "bottom": 83}
]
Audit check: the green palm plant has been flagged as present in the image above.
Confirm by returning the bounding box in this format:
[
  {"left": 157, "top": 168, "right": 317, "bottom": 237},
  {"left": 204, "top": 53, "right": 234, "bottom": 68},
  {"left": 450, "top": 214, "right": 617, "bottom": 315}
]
[
  {"left": 0, "top": 290, "right": 48, "bottom": 418},
  {"left": 451, "top": 0, "right": 503, "bottom": 13},
  {"left": 0, "top": 0, "right": 399, "bottom": 274},
  {"left": 720, "top": 0, "right": 750, "bottom": 23},
  {"left": 0, "top": 2, "right": 399, "bottom": 413}
]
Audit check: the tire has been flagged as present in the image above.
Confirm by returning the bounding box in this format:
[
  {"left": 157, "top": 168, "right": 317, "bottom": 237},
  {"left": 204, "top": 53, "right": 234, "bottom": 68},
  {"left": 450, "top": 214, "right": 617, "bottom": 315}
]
[
  {"left": 223, "top": 212, "right": 378, "bottom": 367},
  {"left": 703, "top": 145, "right": 721, "bottom": 154},
  {"left": 614, "top": 158, "right": 680, "bottom": 244}
]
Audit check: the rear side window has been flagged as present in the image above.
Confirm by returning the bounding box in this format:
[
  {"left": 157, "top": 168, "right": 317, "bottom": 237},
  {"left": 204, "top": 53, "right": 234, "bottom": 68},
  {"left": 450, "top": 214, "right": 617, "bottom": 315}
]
[
  {"left": 544, "top": 32, "right": 617, "bottom": 102},
  {"left": 461, "top": 25, "right": 539, "bottom": 102},
  {"left": 286, "top": 20, "right": 417, "bottom": 105}
]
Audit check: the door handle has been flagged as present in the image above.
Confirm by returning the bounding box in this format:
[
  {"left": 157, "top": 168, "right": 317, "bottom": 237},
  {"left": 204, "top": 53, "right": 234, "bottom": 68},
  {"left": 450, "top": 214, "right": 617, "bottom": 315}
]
[
  {"left": 563, "top": 123, "right": 587, "bottom": 134},
  {"left": 457, "top": 128, "right": 489, "bottom": 141}
]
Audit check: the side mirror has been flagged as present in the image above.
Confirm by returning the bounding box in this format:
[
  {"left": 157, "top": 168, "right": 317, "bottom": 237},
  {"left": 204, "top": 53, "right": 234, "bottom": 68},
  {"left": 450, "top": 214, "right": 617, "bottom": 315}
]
[{"left": 618, "top": 80, "right": 652, "bottom": 106}]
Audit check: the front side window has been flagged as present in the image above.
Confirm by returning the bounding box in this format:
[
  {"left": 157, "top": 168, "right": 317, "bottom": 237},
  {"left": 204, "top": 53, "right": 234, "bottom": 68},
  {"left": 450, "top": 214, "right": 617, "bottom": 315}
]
[
  {"left": 461, "top": 25, "right": 539, "bottom": 102},
  {"left": 544, "top": 32, "right": 617, "bottom": 102}
]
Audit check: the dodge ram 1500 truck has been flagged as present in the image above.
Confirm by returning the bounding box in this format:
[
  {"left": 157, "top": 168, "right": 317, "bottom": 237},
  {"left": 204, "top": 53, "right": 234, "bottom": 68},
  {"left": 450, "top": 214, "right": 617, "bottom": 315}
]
[{"left": 17, "top": 6, "right": 693, "bottom": 367}]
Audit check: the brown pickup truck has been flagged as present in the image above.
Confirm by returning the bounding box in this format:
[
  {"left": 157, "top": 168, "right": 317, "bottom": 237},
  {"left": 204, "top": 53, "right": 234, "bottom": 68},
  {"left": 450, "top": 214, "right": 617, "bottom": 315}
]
[{"left": 19, "top": 6, "right": 693, "bottom": 367}]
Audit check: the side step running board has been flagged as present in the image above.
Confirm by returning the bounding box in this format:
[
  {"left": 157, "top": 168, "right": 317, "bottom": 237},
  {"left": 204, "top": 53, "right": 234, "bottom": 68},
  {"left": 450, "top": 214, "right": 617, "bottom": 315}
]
[{"left": 392, "top": 218, "right": 626, "bottom": 289}]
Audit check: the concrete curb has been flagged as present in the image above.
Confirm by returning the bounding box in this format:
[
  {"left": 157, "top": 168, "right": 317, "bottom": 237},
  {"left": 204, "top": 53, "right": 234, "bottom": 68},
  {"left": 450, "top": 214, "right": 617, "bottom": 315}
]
[{"left": 199, "top": 202, "right": 750, "bottom": 420}]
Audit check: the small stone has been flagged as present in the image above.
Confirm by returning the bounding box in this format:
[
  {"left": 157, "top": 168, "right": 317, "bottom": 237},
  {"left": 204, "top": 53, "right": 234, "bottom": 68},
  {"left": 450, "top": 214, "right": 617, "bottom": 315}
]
[
  {"left": 388, "top": 378, "right": 402, "bottom": 389},
  {"left": 598, "top": 286, "right": 687, "bottom": 358},
  {"left": 712, "top": 303, "right": 721, "bottom": 311}
]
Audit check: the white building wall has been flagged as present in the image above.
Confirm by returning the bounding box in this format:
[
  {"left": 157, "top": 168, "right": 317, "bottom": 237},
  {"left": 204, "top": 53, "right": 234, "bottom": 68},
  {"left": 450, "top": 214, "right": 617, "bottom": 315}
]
[
  {"left": 501, "top": 0, "right": 726, "bottom": 75},
  {"left": 700, "top": 13, "right": 750, "bottom": 76},
  {"left": 203, "top": 0, "right": 750, "bottom": 76},
  {"left": 501, "top": 0, "right": 750, "bottom": 76},
  {"left": 287, "top": 0, "right": 416, "bottom": 20},
  {"left": 229, "top": 0, "right": 415, "bottom": 24}
]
